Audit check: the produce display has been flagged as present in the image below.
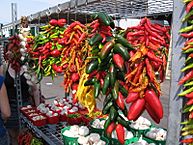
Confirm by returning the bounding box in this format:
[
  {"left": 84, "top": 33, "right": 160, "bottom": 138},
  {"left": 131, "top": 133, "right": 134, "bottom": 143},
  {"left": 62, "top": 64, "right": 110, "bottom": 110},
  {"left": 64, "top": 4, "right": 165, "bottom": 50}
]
[
  {"left": 145, "top": 128, "right": 167, "bottom": 141},
  {"left": 16, "top": 11, "right": 171, "bottom": 144},
  {"left": 18, "top": 131, "right": 43, "bottom": 145},
  {"left": 62, "top": 125, "right": 107, "bottom": 145},
  {"left": 179, "top": 0, "right": 193, "bottom": 144},
  {"left": 129, "top": 117, "right": 151, "bottom": 130}
]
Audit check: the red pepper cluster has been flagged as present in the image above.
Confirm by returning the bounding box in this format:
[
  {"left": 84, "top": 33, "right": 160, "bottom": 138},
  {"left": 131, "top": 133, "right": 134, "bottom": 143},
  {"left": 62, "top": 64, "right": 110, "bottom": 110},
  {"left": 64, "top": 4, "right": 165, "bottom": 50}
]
[
  {"left": 6, "top": 35, "right": 22, "bottom": 72},
  {"left": 27, "top": 19, "right": 66, "bottom": 80},
  {"left": 126, "top": 18, "right": 170, "bottom": 49},
  {"left": 18, "top": 132, "right": 33, "bottom": 145},
  {"left": 122, "top": 18, "right": 171, "bottom": 124}
]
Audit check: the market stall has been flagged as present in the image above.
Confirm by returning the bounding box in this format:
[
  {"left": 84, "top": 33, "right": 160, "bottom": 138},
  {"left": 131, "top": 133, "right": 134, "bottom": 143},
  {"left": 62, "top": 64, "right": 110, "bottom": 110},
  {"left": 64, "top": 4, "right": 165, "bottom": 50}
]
[{"left": 1, "top": 0, "right": 191, "bottom": 145}]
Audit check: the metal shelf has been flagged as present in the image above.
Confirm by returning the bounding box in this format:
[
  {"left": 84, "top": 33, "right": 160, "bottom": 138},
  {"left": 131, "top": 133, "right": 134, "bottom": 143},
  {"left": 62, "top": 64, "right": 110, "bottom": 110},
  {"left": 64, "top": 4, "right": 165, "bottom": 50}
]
[{"left": 21, "top": 114, "right": 65, "bottom": 145}]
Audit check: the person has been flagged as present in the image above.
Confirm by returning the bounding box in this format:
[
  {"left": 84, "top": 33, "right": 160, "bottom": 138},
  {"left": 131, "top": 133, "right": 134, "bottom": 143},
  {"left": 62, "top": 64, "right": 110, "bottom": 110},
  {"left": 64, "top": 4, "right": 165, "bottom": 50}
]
[
  {"left": 0, "top": 75, "right": 11, "bottom": 145},
  {"left": 1, "top": 43, "right": 40, "bottom": 145}
]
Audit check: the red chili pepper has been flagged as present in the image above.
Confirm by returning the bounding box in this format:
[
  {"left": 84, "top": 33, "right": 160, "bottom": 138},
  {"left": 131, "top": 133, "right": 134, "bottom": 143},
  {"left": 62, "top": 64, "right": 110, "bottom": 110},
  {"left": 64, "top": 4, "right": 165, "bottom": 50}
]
[
  {"left": 181, "top": 138, "right": 193, "bottom": 143},
  {"left": 57, "top": 18, "right": 66, "bottom": 27},
  {"left": 132, "top": 62, "right": 144, "bottom": 84},
  {"left": 50, "top": 49, "right": 61, "bottom": 57},
  {"left": 189, "top": 53, "right": 193, "bottom": 58},
  {"left": 186, "top": 92, "right": 193, "bottom": 98},
  {"left": 187, "top": 98, "right": 193, "bottom": 105},
  {"left": 127, "top": 98, "right": 145, "bottom": 120},
  {"left": 185, "top": 38, "right": 193, "bottom": 46},
  {"left": 100, "top": 33, "right": 107, "bottom": 43},
  {"left": 145, "top": 89, "right": 163, "bottom": 119},
  {"left": 100, "top": 30, "right": 112, "bottom": 37},
  {"left": 127, "top": 30, "right": 145, "bottom": 36},
  {"left": 126, "top": 92, "right": 139, "bottom": 104},
  {"left": 147, "top": 51, "right": 162, "bottom": 63},
  {"left": 186, "top": 1, "right": 193, "bottom": 13},
  {"left": 151, "top": 61, "right": 160, "bottom": 72},
  {"left": 189, "top": 112, "right": 193, "bottom": 119},
  {"left": 77, "top": 33, "right": 86, "bottom": 43},
  {"left": 116, "top": 124, "right": 125, "bottom": 144},
  {"left": 152, "top": 23, "right": 167, "bottom": 33},
  {"left": 145, "top": 103, "right": 160, "bottom": 124},
  {"left": 106, "top": 122, "right": 116, "bottom": 138},
  {"left": 49, "top": 19, "right": 58, "bottom": 26},
  {"left": 116, "top": 92, "right": 125, "bottom": 110},
  {"left": 159, "top": 67, "right": 165, "bottom": 83},
  {"left": 88, "top": 70, "right": 98, "bottom": 79},
  {"left": 149, "top": 36, "right": 163, "bottom": 44},
  {"left": 146, "top": 18, "right": 163, "bottom": 34},
  {"left": 113, "top": 54, "right": 125, "bottom": 72},
  {"left": 52, "top": 64, "right": 63, "bottom": 73},
  {"left": 100, "top": 78, "right": 104, "bottom": 88},
  {"left": 71, "top": 73, "right": 80, "bottom": 83},
  {"left": 181, "top": 31, "right": 193, "bottom": 38},
  {"left": 140, "top": 18, "right": 146, "bottom": 25},
  {"left": 179, "top": 70, "right": 193, "bottom": 85},
  {"left": 145, "top": 23, "right": 164, "bottom": 42},
  {"left": 166, "top": 31, "right": 171, "bottom": 41},
  {"left": 145, "top": 58, "right": 155, "bottom": 82}
]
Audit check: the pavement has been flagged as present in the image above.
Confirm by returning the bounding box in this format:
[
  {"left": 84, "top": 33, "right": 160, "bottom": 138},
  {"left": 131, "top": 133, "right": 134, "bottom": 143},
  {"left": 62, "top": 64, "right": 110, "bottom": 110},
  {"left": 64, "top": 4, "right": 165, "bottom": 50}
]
[{"left": 41, "top": 76, "right": 170, "bottom": 129}]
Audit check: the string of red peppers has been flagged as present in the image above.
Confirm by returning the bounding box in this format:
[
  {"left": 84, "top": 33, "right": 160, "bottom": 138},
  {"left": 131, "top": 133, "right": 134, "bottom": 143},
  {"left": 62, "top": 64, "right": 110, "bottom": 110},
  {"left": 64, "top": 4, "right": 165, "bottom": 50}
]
[
  {"left": 178, "top": 0, "right": 193, "bottom": 144},
  {"left": 6, "top": 35, "right": 22, "bottom": 72},
  {"left": 124, "top": 18, "right": 170, "bottom": 124}
]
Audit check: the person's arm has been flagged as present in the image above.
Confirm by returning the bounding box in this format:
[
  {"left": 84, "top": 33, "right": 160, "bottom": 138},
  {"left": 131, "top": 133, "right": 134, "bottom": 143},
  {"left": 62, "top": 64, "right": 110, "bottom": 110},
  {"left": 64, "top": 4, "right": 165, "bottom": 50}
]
[{"left": 0, "top": 83, "right": 11, "bottom": 121}]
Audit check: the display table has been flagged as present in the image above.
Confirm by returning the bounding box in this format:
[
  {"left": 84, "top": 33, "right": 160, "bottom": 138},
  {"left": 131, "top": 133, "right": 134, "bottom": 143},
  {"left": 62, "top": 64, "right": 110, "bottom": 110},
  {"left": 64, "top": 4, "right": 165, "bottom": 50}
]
[{"left": 21, "top": 114, "right": 65, "bottom": 145}]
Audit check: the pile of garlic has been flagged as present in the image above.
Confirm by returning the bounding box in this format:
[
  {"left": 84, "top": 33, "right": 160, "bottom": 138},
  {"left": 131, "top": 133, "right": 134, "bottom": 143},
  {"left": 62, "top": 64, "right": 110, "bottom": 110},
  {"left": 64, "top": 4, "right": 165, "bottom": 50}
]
[
  {"left": 145, "top": 128, "right": 167, "bottom": 141},
  {"left": 91, "top": 119, "right": 106, "bottom": 129},
  {"left": 129, "top": 137, "right": 156, "bottom": 145},
  {"left": 62, "top": 125, "right": 106, "bottom": 145},
  {"left": 130, "top": 117, "right": 151, "bottom": 130}
]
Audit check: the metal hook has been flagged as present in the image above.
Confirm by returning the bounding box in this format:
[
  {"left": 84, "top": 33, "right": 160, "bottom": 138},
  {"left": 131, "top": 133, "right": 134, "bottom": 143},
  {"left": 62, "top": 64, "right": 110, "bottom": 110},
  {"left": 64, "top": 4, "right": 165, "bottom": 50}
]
[
  {"left": 46, "top": 8, "right": 51, "bottom": 17},
  {"left": 56, "top": 4, "right": 61, "bottom": 14}
]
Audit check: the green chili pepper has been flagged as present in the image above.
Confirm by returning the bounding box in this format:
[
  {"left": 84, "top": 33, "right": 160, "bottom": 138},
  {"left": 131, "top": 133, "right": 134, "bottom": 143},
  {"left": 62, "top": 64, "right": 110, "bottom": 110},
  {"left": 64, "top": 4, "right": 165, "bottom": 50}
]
[
  {"left": 104, "top": 117, "right": 111, "bottom": 131},
  {"left": 89, "top": 33, "right": 103, "bottom": 46},
  {"left": 103, "top": 94, "right": 113, "bottom": 107},
  {"left": 84, "top": 77, "right": 97, "bottom": 86},
  {"left": 184, "top": 81, "right": 193, "bottom": 87},
  {"left": 183, "top": 0, "right": 193, "bottom": 3},
  {"left": 86, "top": 59, "right": 99, "bottom": 74},
  {"left": 102, "top": 73, "right": 110, "bottom": 95},
  {"left": 110, "top": 106, "right": 118, "bottom": 121},
  {"left": 119, "top": 83, "right": 128, "bottom": 97},
  {"left": 185, "top": 57, "right": 192, "bottom": 63},
  {"left": 102, "top": 101, "right": 113, "bottom": 114},
  {"left": 179, "top": 86, "right": 193, "bottom": 96},
  {"left": 112, "top": 81, "right": 119, "bottom": 100},
  {"left": 180, "top": 25, "right": 193, "bottom": 33},
  {"left": 183, "top": 48, "right": 193, "bottom": 53},
  {"left": 182, "top": 130, "right": 193, "bottom": 136},
  {"left": 115, "top": 34, "right": 134, "bottom": 50},
  {"left": 113, "top": 43, "right": 130, "bottom": 61},
  {"left": 182, "top": 125, "right": 193, "bottom": 131},
  {"left": 182, "top": 9, "right": 193, "bottom": 22},
  {"left": 181, "top": 63, "right": 193, "bottom": 72},
  {"left": 94, "top": 80, "right": 100, "bottom": 98},
  {"left": 117, "top": 115, "right": 130, "bottom": 129},
  {"left": 109, "top": 63, "right": 116, "bottom": 87},
  {"left": 97, "top": 12, "right": 111, "bottom": 26},
  {"left": 181, "top": 119, "right": 193, "bottom": 125}
]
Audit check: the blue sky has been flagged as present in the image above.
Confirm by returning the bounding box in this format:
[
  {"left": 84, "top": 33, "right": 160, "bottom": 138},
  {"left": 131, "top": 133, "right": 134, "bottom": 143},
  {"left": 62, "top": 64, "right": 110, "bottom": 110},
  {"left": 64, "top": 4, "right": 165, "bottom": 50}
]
[{"left": 0, "top": 0, "right": 69, "bottom": 24}]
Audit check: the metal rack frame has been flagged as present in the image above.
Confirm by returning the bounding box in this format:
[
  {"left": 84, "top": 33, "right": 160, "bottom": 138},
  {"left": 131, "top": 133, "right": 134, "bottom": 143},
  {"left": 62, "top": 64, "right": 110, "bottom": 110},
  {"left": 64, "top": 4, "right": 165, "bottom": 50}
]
[{"left": 21, "top": 114, "right": 65, "bottom": 145}]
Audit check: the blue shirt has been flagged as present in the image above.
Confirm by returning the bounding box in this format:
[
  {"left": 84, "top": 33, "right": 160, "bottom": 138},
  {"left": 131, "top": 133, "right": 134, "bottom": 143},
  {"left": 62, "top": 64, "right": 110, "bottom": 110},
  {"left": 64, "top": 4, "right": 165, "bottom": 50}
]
[{"left": 0, "top": 75, "right": 6, "bottom": 137}]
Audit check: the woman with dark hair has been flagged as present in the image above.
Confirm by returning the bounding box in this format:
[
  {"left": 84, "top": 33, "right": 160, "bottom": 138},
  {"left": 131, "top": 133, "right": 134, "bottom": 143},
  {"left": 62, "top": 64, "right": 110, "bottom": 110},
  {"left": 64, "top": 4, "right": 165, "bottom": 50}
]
[{"left": 1, "top": 40, "right": 40, "bottom": 145}]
